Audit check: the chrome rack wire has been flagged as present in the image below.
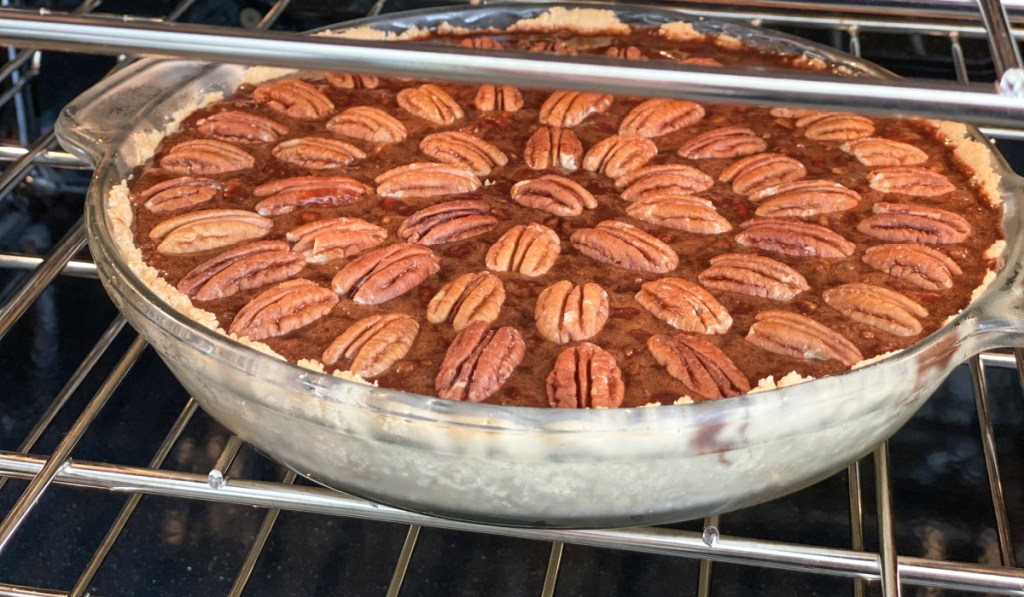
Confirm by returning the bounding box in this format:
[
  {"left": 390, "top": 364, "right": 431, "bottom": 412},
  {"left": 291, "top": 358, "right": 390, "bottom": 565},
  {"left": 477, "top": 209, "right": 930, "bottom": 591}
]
[{"left": 0, "top": 1, "right": 1020, "bottom": 596}]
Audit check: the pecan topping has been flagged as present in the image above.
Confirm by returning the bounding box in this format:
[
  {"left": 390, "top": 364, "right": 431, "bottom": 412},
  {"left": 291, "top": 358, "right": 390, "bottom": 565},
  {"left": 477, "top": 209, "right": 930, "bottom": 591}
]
[
  {"left": 605, "top": 46, "right": 646, "bottom": 60},
  {"left": 857, "top": 202, "right": 971, "bottom": 244},
  {"left": 618, "top": 99, "right": 705, "bottom": 138},
  {"left": 195, "top": 111, "right": 288, "bottom": 143},
  {"left": 676, "top": 126, "right": 766, "bottom": 160},
  {"left": 823, "top": 283, "right": 928, "bottom": 337},
  {"left": 375, "top": 162, "right": 480, "bottom": 199},
  {"left": 862, "top": 244, "right": 962, "bottom": 290},
  {"left": 485, "top": 223, "right": 561, "bottom": 277},
  {"left": 159, "top": 140, "right": 254, "bottom": 175},
  {"left": 867, "top": 167, "right": 956, "bottom": 197},
  {"left": 841, "top": 137, "right": 928, "bottom": 167},
  {"left": 736, "top": 218, "right": 855, "bottom": 259},
  {"left": 322, "top": 313, "right": 418, "bottom": 378},
  {"left": 427, "top": 272, "right": 506, "bottom": 330},
  {"left": 582, "top": 135, "right": 658, "bottom": 179},
  {"left": 459, "top": 37, "right": 503, "bottom": 50},
  {"left": 539, "top": 90, "right": 613, "bottom": 127},
  {"left": 616, "top": 164, "right": 715, "bottom": 201},
  {"left": 397, "top": 84, "right": 464, "bottom": 125},
  {"left": 139, "top": 177, "right": 221, "bottom": 213},
  {"left": 746, "top": 310, "right": 863, "bottom": 366},
  {"left": 253, "top": 176, "right": 371, "bottom": 216},
  {"left": 253, "top": 79, "right": 334, "bottom": 120},
  {"left": 535, "top": 280, "right": 609, "bottom": 344},
  {"left": 271, "top": 137, "right": 365, "bottom": 169},
  {"left": 324, "top": 72, "right": 380, "bottom": 89},
  {"left": 571, "top": 220, "right": 678, "bottom": 274},
  {"left": 397, "top": 200, "right": 497, "bottom": 245},
  {"left": 797, "top": 112, "right": 875, "bottom": 141},
  {"left": 751, "top": 180, "right": 860, "bottom": 217},
  {"left": 332, "top": 243, "right": 440, "bottom": 305},
  {"left": 420, "top": 131, "right": 508, "bottom": 176},
  {"left": 625, "top": 195, "right": 731, "bottom": 235},
  {"left": 719, "top": 153, "right": 806, "bottom": 195},
  {"left": 698, "top": 253, "right": 809, "bottom": 301},
  {"left": 510, "top": 175, "right": 597, "bottom": 217},
  {"left": 635, "top": 278, "right": 732, "bottom": 334},
  {"left": 435, "top": 321, "right": 525, "bottom": 402},
  {"left": 286, "top": 217, "right": 387, "bottom": 263},
  {"left": 647, "top": 334, "right": 749, "bottom": 399},
  {"left": 547, "top": 343, "right": 624, "bottom": 409},
  {"left": 228, "top": 279, "right": 337, "bottom": 341},
  {"left": 474, "top": 85, "right": 525, "bottom": 112},
  {"left": 149, "top": 209, "right": 272, "bottom": 255},
  {"left": 523, "top": 127, "right": 584, "bottom": 171},
  {"left": 176, "top": 241, "right": 303, "bottom": 301},
  {"left": 326, "top": 107, "right": 407, "bottom": 144}
]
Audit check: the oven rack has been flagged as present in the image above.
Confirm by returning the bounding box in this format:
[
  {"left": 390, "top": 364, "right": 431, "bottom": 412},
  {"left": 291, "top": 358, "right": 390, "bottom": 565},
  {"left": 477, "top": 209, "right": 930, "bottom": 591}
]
[{"left": 0, "top": 1, "right": 1020, "bottom": 595}]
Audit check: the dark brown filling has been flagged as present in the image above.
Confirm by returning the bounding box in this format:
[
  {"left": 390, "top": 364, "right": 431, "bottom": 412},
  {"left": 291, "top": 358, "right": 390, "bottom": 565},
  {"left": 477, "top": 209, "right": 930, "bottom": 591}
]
[{"left": 127, "top": 29, "right": 1002, "bottom": 408}]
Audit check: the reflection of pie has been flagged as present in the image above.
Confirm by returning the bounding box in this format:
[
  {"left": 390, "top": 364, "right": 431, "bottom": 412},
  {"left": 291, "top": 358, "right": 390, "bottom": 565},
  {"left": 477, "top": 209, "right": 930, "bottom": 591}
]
[{"left": 117, "top": 9, "right": 1004, "bottom": 409}]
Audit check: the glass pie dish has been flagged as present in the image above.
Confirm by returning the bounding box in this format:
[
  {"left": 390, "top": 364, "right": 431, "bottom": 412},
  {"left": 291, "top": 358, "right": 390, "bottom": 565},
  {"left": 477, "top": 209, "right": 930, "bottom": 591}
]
[{"left": 56, "top": 3, "right": 1024, "bottom": 528}]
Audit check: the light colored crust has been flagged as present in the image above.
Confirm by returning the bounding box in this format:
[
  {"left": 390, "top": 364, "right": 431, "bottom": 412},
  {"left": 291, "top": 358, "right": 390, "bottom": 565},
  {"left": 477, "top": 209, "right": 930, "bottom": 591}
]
[
  {"left": 750, "top": 371, "right": 814, "bottom": 393},
  {"left": 658, "top": 22, "right": 704, "bottom": 42},
  {"left": 714, "top": 35, "right": 743, "bottom": 50},
  {"left": 508, "top": 7, "right": 630, "bottom": 35}
]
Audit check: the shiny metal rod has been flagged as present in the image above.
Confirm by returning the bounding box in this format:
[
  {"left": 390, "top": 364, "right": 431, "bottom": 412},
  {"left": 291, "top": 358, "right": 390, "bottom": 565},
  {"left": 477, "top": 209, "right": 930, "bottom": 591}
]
[
  {"left": 874, "top": 442, "right": 901, "bottom": 597},
  {"left": 386, "top": 525, "right": 421, "bottom": 597},
  {"left": 976, "top": 0, "right": 1024, "bottom": 90},
  {"left": 2, "top": 12, "right": 1024, "bottom": 127},
  {"left": 0, "top": 253, "right": 98, "bottom": 278},
  {"left": 540, "top": 542, "right": 563, "bottom": 597},
  {"left": 848, "top": 461, "right": 866, "bottom": 597},
  {"left": 228, "top": 470, "right": 297, "bottom": 597},
  {"left": 0, "top": 144, "right": 88, "bottom": 168}
]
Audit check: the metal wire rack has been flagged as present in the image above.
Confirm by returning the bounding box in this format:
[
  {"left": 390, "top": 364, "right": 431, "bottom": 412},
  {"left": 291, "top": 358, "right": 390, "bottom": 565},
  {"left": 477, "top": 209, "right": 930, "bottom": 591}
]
[{"left": 0, "top": 0, "right": 1021, "bottom": 595}]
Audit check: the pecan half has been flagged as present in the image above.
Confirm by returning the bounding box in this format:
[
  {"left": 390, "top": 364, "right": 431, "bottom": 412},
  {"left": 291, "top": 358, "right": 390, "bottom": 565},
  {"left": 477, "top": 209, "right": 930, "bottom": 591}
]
[
  {"left": 635, "top": 278, "right": 732, "bottom": 334},
  {"left": 823, "top": 283, "right": 928, "bottom": 337},
  {"left": 474, "top": 85, "right": 524, "bottom": 112},
  {"left": 326, "top": 107, "right": 407, "bottom": 144},
  {"left": 324, "top": 72, "right": 380, "bottom": 89},
  {"left": 375, "top": 162, "right": 481, "bottom": 199},
  {"left": 618, "top": 99, "right": 705, "bottom": 138},
  {"left": 322, "top": 313, "right": 418, "bottom": 378},
  {"left": 523, "top": 127, "right": 584, "bottom": 171},
  {"left": 625, "top": 195, "right": 731, "bottom": 234},
  {"left": 195, "top": 111, "right": 288, "bottom": 143},
  {"left": 719, "top": 153, "right": 807, "bottom": 195},
  {"left": 841, "top": 137, "right": 928, "bottom": 167},
  {"left": 647, "top": 334, "right": 749, "bottom": 399},
  {"left": 862, "top": 244, "right": 962, "bottom": 290},
  {"left": 397, "top": 200, "right": 497, "bottom": 245},
  {"left": 159, "top": 140, "right": 254, "bottom": 175},
  {"left": 272, "top": 137, "right": 365, "bottom": 169},
  {"left": 228, "top": 279, "right": 338, "bottom": 341},
  {"left": 485, "top": 223, "right": 561, "bottom": 277},
  {"left": 857, "top": 202, "right": 971, "bottom": 244},
  {"left": 605, "top": 46, "right": 647, "bottom": 60},
  {"left": 797, "top": 112, "right": 875, "bottom": 141},
  {"left": 459, "top": 37, "right": 503, "bottom": 50},
  {"left": 139, "top": 177, "right": 221, "bottom": 213},
  {"left": 570, "top": 220, "right": 678, "bottom": 274},
  {"left": 435, "top": 321, "right": 525, "bottom": 402},
  {"left": 397, "top": 84, "right": 464, "bottom": 125},
  {"left": 510, "top": 175, "right": 597, "bottom": 217},
  {"left": 149, "top": 209, "right": 272, "bottom": 255},
  {"left": 253, "top": 176, "right": 371, "bottom": 216},
  {"left": 736, "top": 218, "right": 856, "bottom": 259},
  {"left": 867, "top": 167, "right": 956, "bottom": 197},
  {"left": 427, "top": 272, "right": 506, "bottom": 331},
  {"left": 332, "top": 243, "right": 440, "bottom": 305},
  {"left": 582, "top": 135, "right": 658, "bottom": 179},
  {"left": 698, "top": 253, "right": 809, "bottom": 301},
  {"left": 616, "top": 164, "right": 715, "bottom": 201},
  {"left": 746, "top": 310, "right": 863, "bottom": 366},
  {"left": 535, "top": 280, "right": 609, "bottom": 344},
  {"left": 676, "top": 126, "right": 767, "bottom": 160},
  {"left": 546, "top": 343, "right": 624, "bottom": 409},
  {"left": 176, "top": 240, "right": 303, "bottom": 301},
  {"left": 420, "top": 131, "right": 508, "bottom": 176},
  {"left": 539, "top": 90, "right": 613, "bottom": 127},
  {"left": 253, "top": 79, "right": 334, "bottom": 120},
  {"left": 286, "top": 217, "right": 387, "bottom": 263},
  {"left": 751, "top": 180, "right": 861, "bottom": 217}
]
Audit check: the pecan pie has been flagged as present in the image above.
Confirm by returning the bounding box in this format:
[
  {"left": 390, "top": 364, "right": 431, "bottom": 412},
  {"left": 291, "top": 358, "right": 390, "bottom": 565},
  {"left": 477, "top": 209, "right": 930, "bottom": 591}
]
[{"left": 117, "top": 11, "right": 1003, "bottom": 409}]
